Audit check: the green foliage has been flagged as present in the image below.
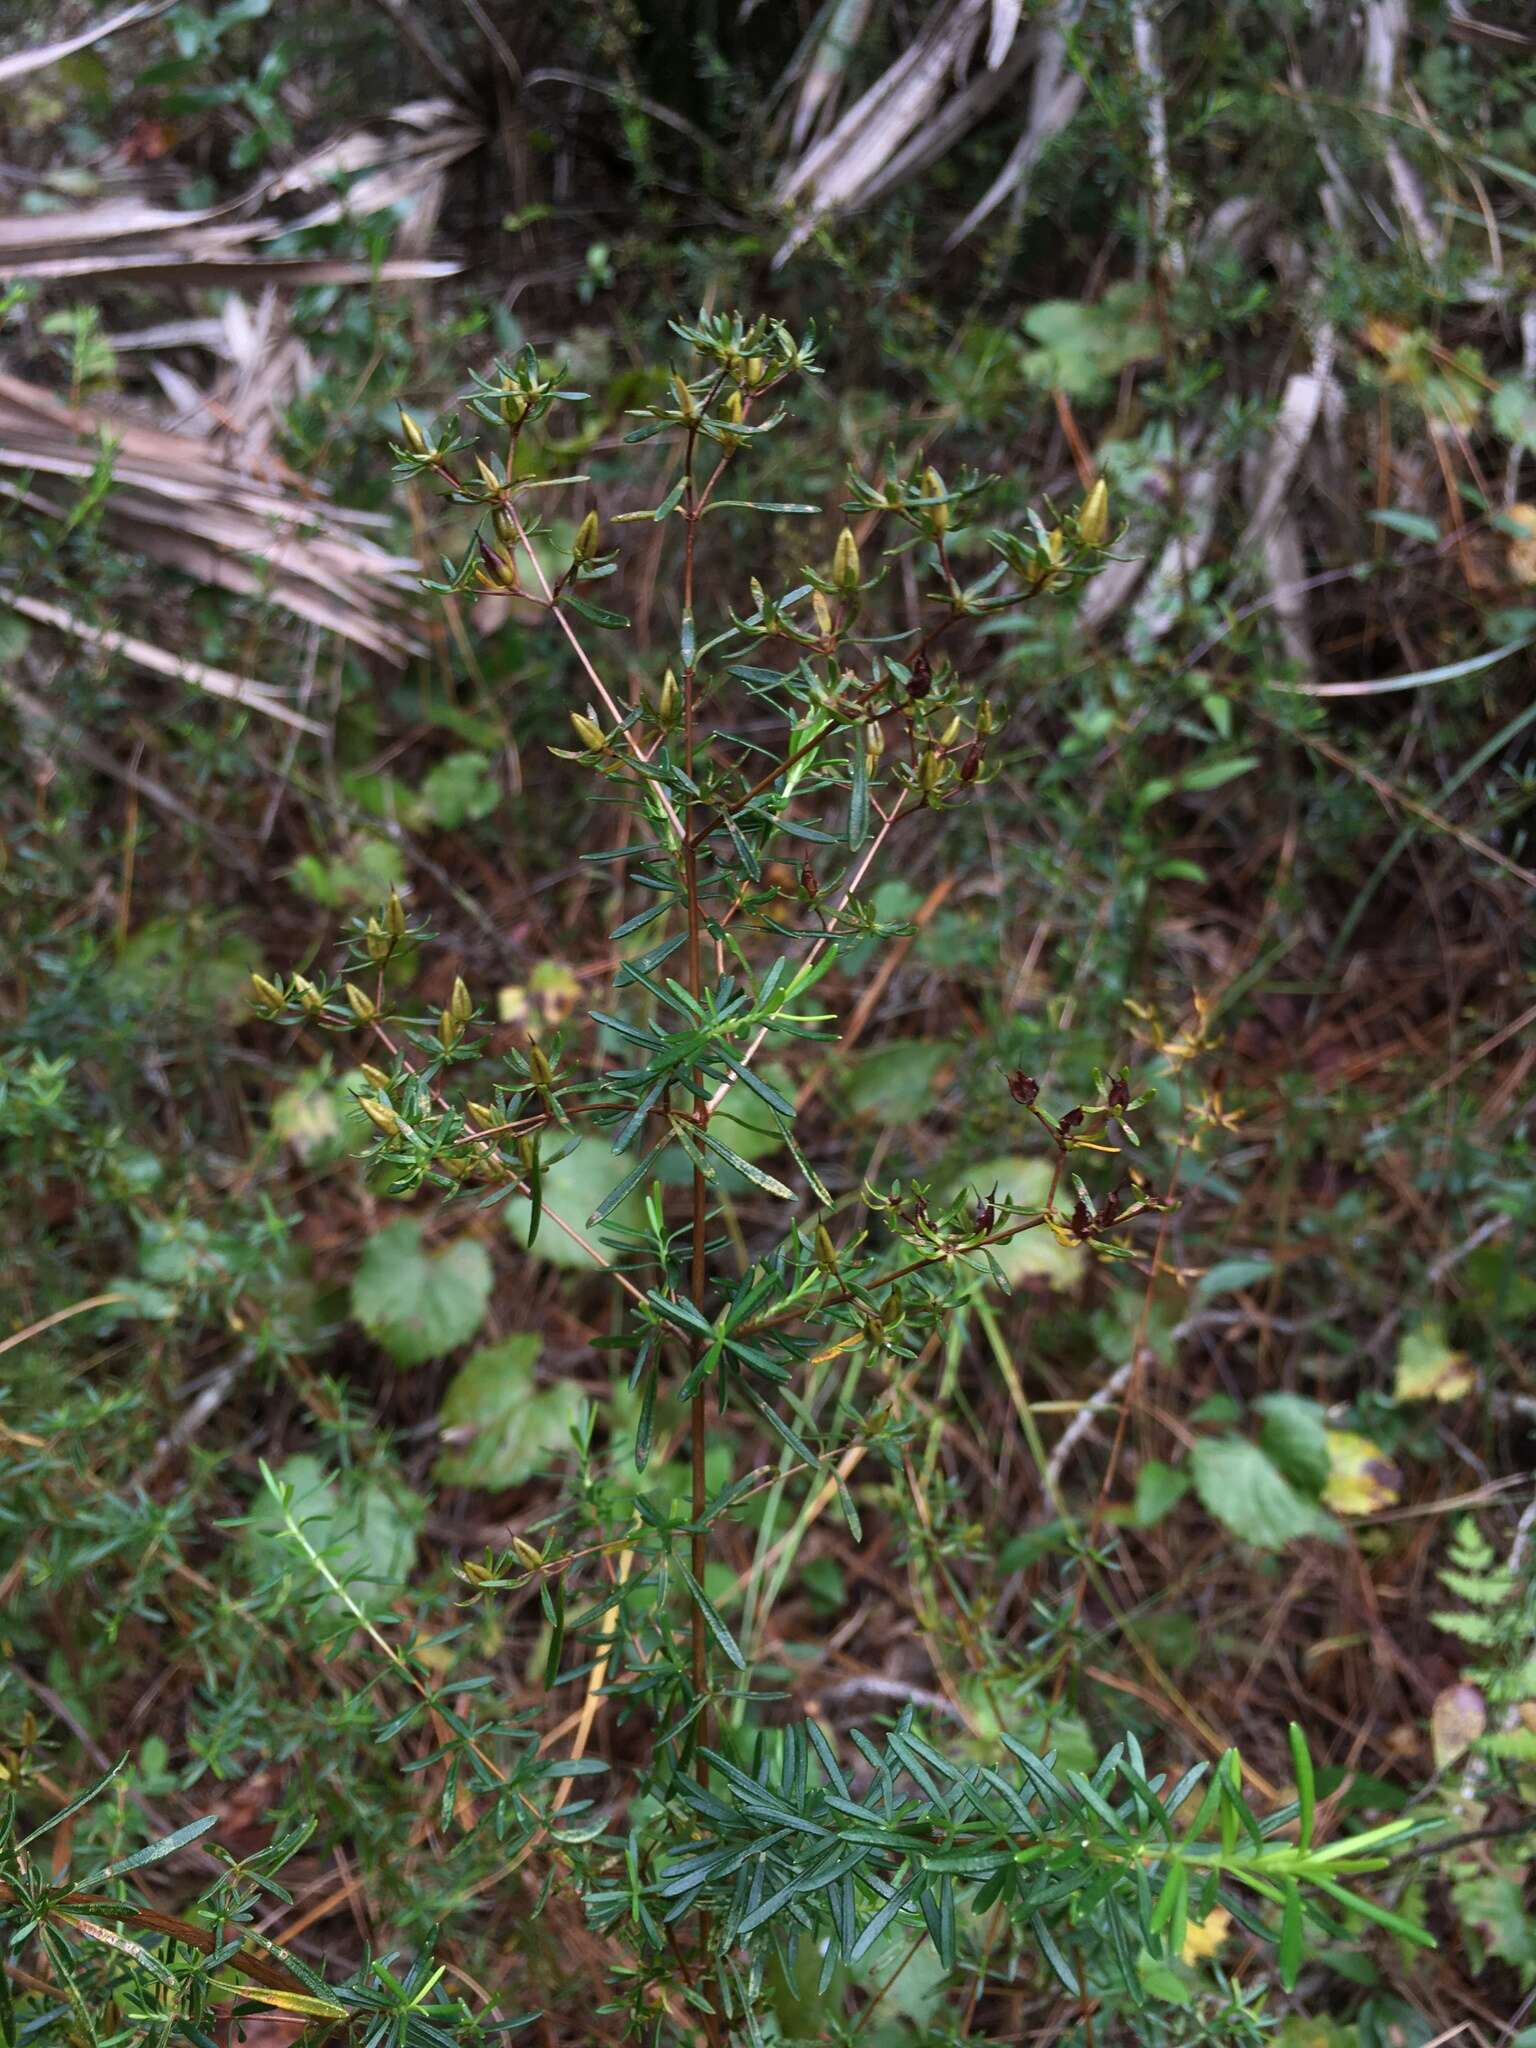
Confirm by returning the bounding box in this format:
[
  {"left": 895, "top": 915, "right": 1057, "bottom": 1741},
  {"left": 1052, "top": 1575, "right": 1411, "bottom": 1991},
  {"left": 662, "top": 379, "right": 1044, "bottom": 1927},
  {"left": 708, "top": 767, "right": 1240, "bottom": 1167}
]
[
  {"left": 435, "top": 1335, "right": 583, "bottom": 1488},
  {"left": 6, "top": 4, "right": 1536, "bottom": 2042},
  {"left": 351, "top": 1218, "right": 493, "bottom": 1365},
  {"left": 1190, "top": 1434, "right": 1341, "bottom": 1554}
]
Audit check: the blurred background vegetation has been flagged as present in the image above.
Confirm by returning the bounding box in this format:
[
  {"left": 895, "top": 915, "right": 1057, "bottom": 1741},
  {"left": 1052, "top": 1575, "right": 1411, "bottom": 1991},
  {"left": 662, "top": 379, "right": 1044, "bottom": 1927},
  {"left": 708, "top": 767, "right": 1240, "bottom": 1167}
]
[{"left": 2, "top": 1, "right": 1535, "bottom": 2043}]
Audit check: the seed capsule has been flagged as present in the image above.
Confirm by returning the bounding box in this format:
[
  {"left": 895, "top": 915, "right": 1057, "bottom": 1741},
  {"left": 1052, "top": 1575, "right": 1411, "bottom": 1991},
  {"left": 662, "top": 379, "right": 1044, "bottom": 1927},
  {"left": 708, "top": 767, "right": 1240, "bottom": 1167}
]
[
  {"left": 398, "top": 409, "right": 428, "bottom": 456},
  {"left": 570, "top": 711, "right": 607, "bottom": 752},
  {"left": 344, "top": 983, "right": 378, "bottom": 1023},
  {"left": 249, "top": 972, "right": 285, "bottom": 1011},
  {"left": 573, "top": 510, "right": 600, "bottom": 562},
  {"left": 360, "top": 1063, "right": 392, "bottom": 1090},
  {"left": 511, "top": 1537, "right": 544, "bottom": 1571},
  {"left": 385, "top": 890, "right": 407, "bottom": 940},
  {"left": 449, "top": 976, "right": 473, "bottom": 1024},
  {"left": 923, "top": 467, "right": 948, "bottom": 531},
  {"left": 360, "top": 1096, "right": 402, "bottom": 1136}
]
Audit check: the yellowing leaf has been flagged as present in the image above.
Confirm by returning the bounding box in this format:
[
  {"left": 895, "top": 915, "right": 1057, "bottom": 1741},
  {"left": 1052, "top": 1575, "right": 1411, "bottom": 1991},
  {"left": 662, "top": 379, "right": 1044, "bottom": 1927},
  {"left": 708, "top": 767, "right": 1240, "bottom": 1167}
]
[
  {"left": 1431, "top": 1682, "right": 1486, "bottom": 1770},
  {"left": 1394, "top": 1319, "right": 1474, "bottom": 1403},
  {"left": 1322, "top": 1431, "right": 1401, "bottom": 1515},
  {"left": 1507, "top": 503, "right": 1536, "bottom": 587},
  {"left": 208, "top": 1981, "right": 347, "bottom": 2019},
  {"left": 1181, "top": 1908, "right": 1230, "bottom": 1964}
]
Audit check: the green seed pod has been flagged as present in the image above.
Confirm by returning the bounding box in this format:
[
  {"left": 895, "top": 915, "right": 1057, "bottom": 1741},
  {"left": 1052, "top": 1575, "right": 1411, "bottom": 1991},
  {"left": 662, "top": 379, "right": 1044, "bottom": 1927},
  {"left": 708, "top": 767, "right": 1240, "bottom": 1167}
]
[
  {"left": 291, "top": 974, "right": 324, "bottom": 1016},
  {"left": 570, "top": 710, "right": 607, "bottom": 752},
  {"left": 398, "top": 409, "right": 428, "bottom": 456},
  {"left": 466, "top": 1100, "right": 496, "bottom": 1130},
  {"left": 385, "top": 890, "right": 407, "bottom": 941},
  {"left": 923, "top": 467, "right": 948, "bottom": 531},
  {"left": 527, "top": 1040, "right": 554, "bottom": 1088},
  {"left": 249, "top": 972, "right": 285, "bottom": 1012},
  {"left": 364, "top": 915, "right": 390, "bottom": 964},
  {"left": 438, "top": 1009, "right": 463, "bottom": 1052},
  {"left": 359, "top": 1096, "right": 402, "bottom": 1136},
  {"left": 449, "top": 975, "right": 473, "bottom": 1025},
  {"left": 658, "top": 668, "right": 680, "bottom": 729},
  {"left": 721, "top": 389, "right": 745, "bottom": 425},
  {"left": 344, "top": 983, "right": 377, "bottom": 1023},
  {"left": 510, "top": 1536, "right": 544, "bottom": 1571},
  {"left": 492, "top": 504, "right": 518, "bottom": 547},
  {"left": 815, "top": 1223, "right": 839, "bottom": 1272},
  {"left": 359, "top": 1063, "right": 392, "bottom": 1091},
  {"left": 573, "top": 510, "right": 600, "bottom": 562}
]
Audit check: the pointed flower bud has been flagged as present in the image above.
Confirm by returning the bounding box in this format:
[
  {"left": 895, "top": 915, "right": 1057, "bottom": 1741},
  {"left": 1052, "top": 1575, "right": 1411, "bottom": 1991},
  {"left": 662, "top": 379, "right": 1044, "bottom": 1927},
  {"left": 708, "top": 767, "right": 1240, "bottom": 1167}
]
[
  {"left": 249, "top": 972, "right": 285, "bottom": 1012},
  {"left": 398, "top": 409, "right": 428, "bottom": 456},
  {"left": 833, "top": 526, "right": 861, "bottom": 593},
  {"left": 569, "top": 710, "right": 606, "bottom": 753},
  {"left": 449, "top": 976, "right": 473, "bottom": 1024},
  {"left": 1078, "top": 477, "right": 1110, "bottom": 548},
  {"left": 573, "top": 510, "right": 600, "bottom": 562},
  {"left": 344, "top": 983, "right": 377, "bottom": 1023},
  {"left": 721, "top": 389, "right": 745, "bottom": 425},
  {"left": 360, "top": 1063, "right": 392, "bottom": 1090},
  {"left": 385, "top": 889, "right": 407, "bottom": 941},
  {"left": 475, "top": 455, "right": 502, "bottom": 494},
  {"left": 658, "top": 668, "right": 680, "bottom": 729},
  {"left": 811, "top": 590, "right": 834, "bottom": 638},
  {"left": 922, "top": 467, "right": 948, "bottom": 531},
  {"left": 359, "top": 1095, "right": 402, "bottom": 1136},
  {"left": 510, "top": 1536, "right": 544, "bottom": 1571}
]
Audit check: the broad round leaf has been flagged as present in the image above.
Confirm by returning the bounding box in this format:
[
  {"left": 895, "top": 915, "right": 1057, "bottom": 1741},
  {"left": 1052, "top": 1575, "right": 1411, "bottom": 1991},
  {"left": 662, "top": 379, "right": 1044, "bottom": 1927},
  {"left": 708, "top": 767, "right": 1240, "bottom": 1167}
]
[
  {"left": 352, "top": 1218, "right": 493, "bottom": 1366},
  {"left": 436, "top": 1335, "right": 582, "bottom": 1488},
  {"left": 506, "top": 1134, "right": 646, "bottom": 1269}
]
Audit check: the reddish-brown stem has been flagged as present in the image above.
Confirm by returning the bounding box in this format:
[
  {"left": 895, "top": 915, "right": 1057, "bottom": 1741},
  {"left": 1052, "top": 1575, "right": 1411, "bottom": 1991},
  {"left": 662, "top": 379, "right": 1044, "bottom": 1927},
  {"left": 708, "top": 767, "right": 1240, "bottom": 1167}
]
[{"left": 680, "top": 428, "right": 712, "bottom": 1789}]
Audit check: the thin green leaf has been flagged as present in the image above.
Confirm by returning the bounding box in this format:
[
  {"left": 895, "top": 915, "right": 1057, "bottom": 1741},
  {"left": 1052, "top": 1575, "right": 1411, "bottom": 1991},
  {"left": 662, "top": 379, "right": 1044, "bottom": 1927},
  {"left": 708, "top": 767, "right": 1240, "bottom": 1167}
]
[{"left": 677, "top": 1559, "right": 746, "bottom": 1671}]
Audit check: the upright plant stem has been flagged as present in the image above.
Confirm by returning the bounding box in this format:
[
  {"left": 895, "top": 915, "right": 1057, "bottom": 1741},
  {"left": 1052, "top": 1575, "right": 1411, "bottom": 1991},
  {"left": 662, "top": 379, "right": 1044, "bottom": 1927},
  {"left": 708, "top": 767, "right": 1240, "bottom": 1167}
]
[{"left": 681, "top": 429, "right": 710, "bottom": 1773}]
